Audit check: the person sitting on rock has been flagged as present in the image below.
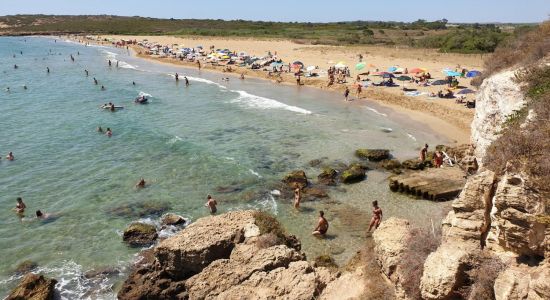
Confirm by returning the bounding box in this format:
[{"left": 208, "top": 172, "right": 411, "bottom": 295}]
[
  {"left": 368, "top": 200, "right": 383, "bottom": 232},
  {"left": 205, "top": 195, "right": 217, "bottom": 214},
  {"left": 312, "top": 211, "right": 329, "bottom": 237}
]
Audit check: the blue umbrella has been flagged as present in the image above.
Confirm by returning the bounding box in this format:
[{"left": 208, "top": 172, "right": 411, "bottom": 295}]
[
  {"left": 388, "top": 66, "right": 398, "bottom": 72},
  {"left": 458, "top": 88, "right": 475, "bottom": 95},
  {"left": 466, "top": 70, "right": 481, "bottom": 78},
  {"left": 444, "top": 70, "right": 462, "bottom": 77},
  {"left": 382, "top": 73, "right": 395, "bottom": 78}
]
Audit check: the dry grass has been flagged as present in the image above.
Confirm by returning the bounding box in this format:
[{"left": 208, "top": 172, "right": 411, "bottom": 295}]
[
  {"left": 473, "top": 22, "right": 550, "bottom": 86},
  {"left": 458, "top": 251, "right": 506, "bottom": 300},
  {"left": 255, "top": 232, "right": 280, "bottom": 249}
]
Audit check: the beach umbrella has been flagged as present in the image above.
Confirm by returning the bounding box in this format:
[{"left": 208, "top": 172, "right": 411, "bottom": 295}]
[
  {"left": 368, "top": 63, "right": 376, "bottom": 68},
  {"left": 409, "top": 68, "right": 427, "bottom": 74},
  {"left": 466, "top": 70, "right": 481, "bottom": 78},
  {"left": 355, "top": 62, "right": 366, "bottom": 70},
  {"left": 382, "top": 73, "right": 395, "bottom": 79},
  {"left": 306, "top": 66, "right": 316, "bottom": 72},
  {"left": 397, "top": 75, "right": 412, "bottom": 81},
  {"left": 444, "top": 70, "right": 462, "bottom": 77},
  {"left": 431, "top": 79, "right": 447, "bottom": 85},
  {"left": 292, "top": 61, "right": 304, "bottom": 67},
  {"left": 458, "top": 88, "right": 475, "bottom": 95},
  {"left": 373, "top": 71, "right": 389, "bottom": 76},
  {"left": 393, "top": 67, "right": 405, "bottom": 74},
  {"left": 388, "top": 66, "right": 398, "bottom": 72}
]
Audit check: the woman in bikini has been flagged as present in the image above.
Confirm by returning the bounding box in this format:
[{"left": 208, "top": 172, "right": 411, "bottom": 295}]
[{"left": 368, "top": 200, "right": 383, "bottom": 232}]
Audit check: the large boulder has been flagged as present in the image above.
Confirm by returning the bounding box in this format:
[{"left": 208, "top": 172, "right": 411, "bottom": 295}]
[
  {"left": 494, "top": 262, "right": 550, "bottom": 300},
  {"left": 282, "top": 170, "right": 309, "bottom": 188},
  {"left": 340, "top": 164, "right": 366, "bottom": 184},
  {"left": 381, "top": 159, "right": 402, "bottom": 171},
  {"left": 6, "top": 273, "right": 57, "bottom": 300},
  {"left": 154, "top": 210, "right": 256, "bottom": 277},
  {"left": 123, "top": 222, "right": 158, "bottom": 247},
  {"left": 317, "top": 167, "right": 338, "bottom": 186},
  {"left": 355, "top": 149, "right": 390, "bottom": 161},
  {"left": 161, "top": 213, "right": 186, "bottom": 227}
]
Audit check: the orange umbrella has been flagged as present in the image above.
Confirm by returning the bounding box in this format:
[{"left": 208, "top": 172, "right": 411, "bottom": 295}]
[{"left": 410, "top": 68, "right": 427, "bottom": 74}]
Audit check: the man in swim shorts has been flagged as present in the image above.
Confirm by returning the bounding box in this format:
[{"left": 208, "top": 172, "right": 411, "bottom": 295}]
[
  {"left": 205, "top": 195, "right": 217, "bottom": 214},
  {"left": 312, "top": 211, "right": 329, "bottom": 236}
]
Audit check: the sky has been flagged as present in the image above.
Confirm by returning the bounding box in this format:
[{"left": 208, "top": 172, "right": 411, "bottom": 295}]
[{"left": 0, "top": 0, "right": 548, "bottom": 23}]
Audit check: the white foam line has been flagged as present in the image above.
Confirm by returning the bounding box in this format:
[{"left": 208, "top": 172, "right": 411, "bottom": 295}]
[
  {"left": 230, "top": 90, "right": 312, "bottom": 115},
  {"left": 407, "top": 133, "right": 417, "bottom": 141},
  {"left": 365, "top": 106, "right": 388, "bottom": 117},
  {"left": 249, "top": 169, "right": 262, "bottom": 178}
]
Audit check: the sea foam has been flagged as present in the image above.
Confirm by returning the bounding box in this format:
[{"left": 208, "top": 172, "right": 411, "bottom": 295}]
[{"left": 230, "top": 90, "right": 312, "bottom": 115}]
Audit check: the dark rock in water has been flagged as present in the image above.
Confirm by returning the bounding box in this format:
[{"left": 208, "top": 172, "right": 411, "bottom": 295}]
[
  {"left": 215, "top": 184, "right": 243, "bottom": 194},
  {"left": 308, "top": 158, "right": 325, "bottom": 167},
  {"left": 302, "top": 186, "right": 329, "bottom": 200},
  {"left": 349, "top": 161, "right": 370, "bottom": 171},
  {"left": 13, "top": 260, "right": 38, "bottom": 276},
  {"left": 108, "top": 201, "right": 171, "bottom": 218},
  {"left": 401, "top": 159, "right": 426, "bottom": 170},
  {"left": 340, "top": 165, "right": 366, "bottom": 184},
  {"left": 314, "top": 255, "right": 338, "bottom": 269},
  {"left": 6, "top": 273, "right": 57, "bottom": 300},
  {"left": 123, "top": 223, "right": 158, "bottom": 247},
  {"left": 324, "top": 160, "right": 349, "bottom": 172},
  {"left": 282, "top": 170, "right": 308, "bottom": 188},
  {"left": 161, "top": 213, "right": 186, "bottom": 227},
  {"left": 317, "top": 167, "right": 338, "bottom": 186},
  {"left": 381, "top": 159, "right": 401, "bottom": 171},
  {"left": 355, "top": 149, "right": 391, "bottom": 161},
  {"left": 84, "top": 267, "right": 120, "bottom": 279}
]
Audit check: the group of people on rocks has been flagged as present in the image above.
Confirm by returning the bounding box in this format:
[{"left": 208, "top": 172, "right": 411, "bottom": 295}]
[{"left": 419, "top": 144, "right": 446, "bottom": 168}]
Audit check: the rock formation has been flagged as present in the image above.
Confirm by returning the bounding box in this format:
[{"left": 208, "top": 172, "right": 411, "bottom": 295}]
[
  {"left": 123, "top": 222, "right": 158, "bottom": 247},
  {"left": 6, "top": 273, "right": 57, "bottom": 300}
]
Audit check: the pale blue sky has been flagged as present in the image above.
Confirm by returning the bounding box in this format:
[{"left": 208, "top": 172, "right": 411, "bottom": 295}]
[{"left": 0, "top": 0, "right": 548, "bottom": 23}]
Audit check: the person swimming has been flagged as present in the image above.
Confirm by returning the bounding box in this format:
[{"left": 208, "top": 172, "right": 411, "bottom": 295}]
[
  {"left": 312, "top": 210, "right": 329, "bottom": 237},
  {"left": 14, "top": 197, "right": 26, "bottom": 214},
  {"left": 108, "top": 60, "right": 112, "bottom": 67},
  {"left": 135, "top": 178, "right": 146, "bottom": 188},
  {"left": 14, "top": 64, "right": 18, "bottom": 69},
  {"left": 101, "top": 85, "right": 106, "bottom": 91},
  {"left": 23, "top": 85, "right": 27, "bottom": 90},
  {"left": 132, "top": 81, "right": 136, "bottom": 86},
  {"left": 47, "top": 67, "right": 50, "bottom": 73},
  {"left": 105, "top": 128, "right": 112, "bottom": 137},
  {"left": 94, "top": 78, "right": 98, "bottom": 85},
  {"left": 97, "top": 126, "right": 103, "bottom": 133},
  {"left": 6, "top": 152, "right": 14, "bottom": 161},
  {"left": 85, "top": 69, "right": 89, "bottom": 76},
  {"left": 205, "top": 195, "right": 217, "bottom": 214}
]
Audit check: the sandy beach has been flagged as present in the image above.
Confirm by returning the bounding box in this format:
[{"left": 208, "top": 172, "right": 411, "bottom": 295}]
[{"left": 92, "top": 34, "right": 483, "bottom": 144}]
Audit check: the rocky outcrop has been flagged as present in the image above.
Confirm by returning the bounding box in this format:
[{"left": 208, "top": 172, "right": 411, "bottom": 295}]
[
  {"left": 122, "top": 222, "right": 158, "bottom": 247},
  {"left": 317, "top": 167, "right": 338, "bottom": 186},
  {"left": 340, "top": 164, "right": 366, "bottom": 184},
  {"left": 471, "top": 70, "right": 526, "bottom": 162},
  {"left": 161, "top": 213, "right": 186, "bottom": 227},
  {"left": 6, "top": 273, "right": 57, "bottom": 300},
  {"left": 282, "top": 170, "right": 309, "bottom": 188},
  {"left": 119, "top": 210, "right": 336, "bottom": 299},
  {"left": 355, "top": 149, "right": 390, "bottom": 161},
  {"left": 494, "top": 262, "right": 550, "bottom": 300}
]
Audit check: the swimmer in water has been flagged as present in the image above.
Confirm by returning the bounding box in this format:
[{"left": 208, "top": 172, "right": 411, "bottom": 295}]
[
  {"left": 101, "top": 85, "right": 106, "bottom": 91},
  {"left": 97, "top": 126, "right": 103, "bottom": 133},
  {"left": 205, "top": 195, "right": 218, "bottom": 214},
  {"left": 240, "top": 73, "right": 245, "bottom": 80},
  {"left": 94, "top": 78, "right": 98, "bottom": 85},
  {"left": 23, "top": 85, "right": 27, "bottom": 90},
  {"left": 175, "top": 73, "right": 179, "bottom": 81},
  {"left": 294, "top": 186, "right": 301, "bottom": 209},
  {"left": 132, "top": 81, "right": 136, "bottom": 86},
  {"left": 85, "top": 69, "right": 89, "bottom": 76},
  {"left": 14, "top": 64, "right": 18, "bottom": 69},
  {"left": 14, "top": 197, "right": 26, "bottom": 214},
  {"left": 116, "top": 61, "right": 119, "bottom": 68},
  {"left": 6, "top": 152, "right": 14, "bottom": 161},
  {"left": 105, "top": 128, "right": 112, "bottom": 137},
  {"left": 47, "top": 67, "right": 50, "bottom": 73},
  {"left": 108, "top": 60, "right": 112, "bottom": 67},
  {"left": 135, "top": 178, "right": 146, "bottom": 188},
  {"left": 368, "top": 200, "right": 383, "bottom": 232}
]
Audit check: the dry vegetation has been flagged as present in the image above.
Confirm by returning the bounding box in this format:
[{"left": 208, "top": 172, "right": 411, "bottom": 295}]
[{"left": 459, "top": 251, "right": 506, "bottom": 300}]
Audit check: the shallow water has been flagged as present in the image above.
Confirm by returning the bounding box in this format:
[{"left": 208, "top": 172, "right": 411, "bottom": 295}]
[{"left": 0, "top": 37, "right": 451, "bottom": 298}]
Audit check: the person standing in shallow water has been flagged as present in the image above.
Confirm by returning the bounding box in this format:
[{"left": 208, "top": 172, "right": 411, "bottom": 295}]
[
  {"left": 312, "top": 211, "right": 329, "bottom": 237},
  {"left": 368, "top": 200, "right": 383, "bottom": 232},
  {"left": 420, "top": 144, "right": 429, "bottom": 162},
  {"left": 293, "top": 186, "right": 301, "bottom": 209},
  {"left": 14, "top": 197, "right": 26, "bottom": 214},
  {"left": 205, "top": 195, "right": 217, "bottom": 214},
  {"left": 344, "top": 87, "right": 350, "bottom": 101}
]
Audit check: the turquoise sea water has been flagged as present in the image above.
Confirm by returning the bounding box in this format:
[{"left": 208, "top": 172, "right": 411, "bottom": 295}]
[{"left": 0, "top": 37, "right": 451, "bottom": 298}]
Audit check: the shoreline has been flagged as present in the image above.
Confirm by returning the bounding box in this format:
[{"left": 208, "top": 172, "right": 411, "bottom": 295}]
[{"left": 122, "top": 40, "right": 473, "bottom": 145}]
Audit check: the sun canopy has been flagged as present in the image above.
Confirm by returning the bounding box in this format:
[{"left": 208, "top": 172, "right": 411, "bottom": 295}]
[
  {"left": 388, "top": 66, "right": 398, "bottom": 72},
  {"left": 270, "top": 62, "right": 284, "bottom": 67},
  {"left": 335, "top": 61, "right": 346, "bottom": 68},
  {"left": 306, "top": 66, "right": 316, "bottom": 72}
]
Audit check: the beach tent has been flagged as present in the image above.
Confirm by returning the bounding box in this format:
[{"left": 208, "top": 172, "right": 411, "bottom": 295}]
[
  {"left": 292, "top": 61, "right": 304, "bottom": 67},
  {"left": 466, "top": 70, "right": 481, "bottom": 78},
  {"left": 355, "top": 62, "right": 366, "bottom": 70},
  {"left": 458, "top": 88, "right": 475, "bottom": 94}
]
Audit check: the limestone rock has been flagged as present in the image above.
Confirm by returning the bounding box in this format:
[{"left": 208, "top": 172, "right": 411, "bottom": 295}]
[
  {"left": 6, "top": 273, "right": 57, "bottom": 300},
  {"left": 161, "top": 213, "right": 186, "bottom": 227},
  {"left": 381, "top": 159, "right": 401, "bottom": 171},
  {"left": 123, "top": 222, "right": 158, "bottom": 247},
  {"left": 340, "top": 165, "right": 366, "bottom": 184},
  {"left": 320, "top": 267, "right": 366, "bottom": 300},
  {"left": 494, "top": 262, "right": 550, "bottom": 300},
  {"left": 154, "top": 210, "right": 256, "bottom": 277},
  {"left": 355, "top": 149, "right": 390, "bottom": 161},
  {"left": 401, "top": 159, "right": 425, "bottom": 170},
  {"left": 471, "top": 70, "right": 526, "bottom": 163},
  {"left": 282, "top": 170, "right": 308, "bottom": 188},
  {"left": 317, "top": 167, "right": 338, "bottom": 186}
]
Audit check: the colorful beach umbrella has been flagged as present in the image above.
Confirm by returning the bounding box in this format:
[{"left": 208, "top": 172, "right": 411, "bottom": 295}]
[
  {"left": 410, "top": 68, "right": 427, "bottom": 74},
  {"left": 466, "top": 70, "right": 481, "bottom": 78},
  {"left": 355, "top": 62, "right": 366, "bottom": 70},
  {"left": 382, "top": 73, "right": 395, "bottom": 78},
  {"left": 397, "top": 75, "right": 412, "bottom": 81},
  {"left": 444, "top": 70, "right": 462, "bottom": 77},
  {"left": 270, "top": 62, "right": 283, "bottom": 67},
  {"left": 335, "top": 62, "right": 346, "bottom": 68},
  {"left": 388, "top": 66, "right": 398, "bottom": 72},
  {"left": 458, "top": 88, "right": 475, "bottom": 95}
]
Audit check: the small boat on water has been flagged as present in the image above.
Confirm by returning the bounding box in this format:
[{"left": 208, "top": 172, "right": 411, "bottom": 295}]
[{"left": 134, "top": 96, "right": 148, "bottom": 104}]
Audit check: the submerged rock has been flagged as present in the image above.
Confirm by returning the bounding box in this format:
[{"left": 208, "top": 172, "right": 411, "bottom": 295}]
[
  {"left": 317, "top": 167, "right": 338, "bottom": 186},
  {"left": 355, "top": 149, "right": 390, "bottom": 161},
  {"left": 123, "top": 222, "right": 158, "bottom": 247},
  {"left": 302, "top": 186, "right": 329, "bottom": 200},
  {"left": 161, "top": 213, "right": 186, "bottom": 227},
  {"left": 282, "top": 170, "right": 308, "bottom": 188},
  {"left": 108, "top": 201, "right": 171, "bottom": 218},
  {"left": 12, "top": 260, "right": 38, "bottom": 276},
  {"left": 340, "top": 165, "right": 366, "bottom": 184},
  {"left": 381, "top": 159, "right": 401, "bottom": 171},
  {"left": 6, "top": 273, "right": 57, "bottom": 300}
]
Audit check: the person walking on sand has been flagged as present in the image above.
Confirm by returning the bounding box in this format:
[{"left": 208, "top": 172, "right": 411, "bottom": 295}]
[
  {"left": 368, "top": 201, "right": 383, "bottom": 232},
  {"left": 312, "top": 211, "right": 329, "bottom": 237},
  {"left": 294, "top": 186, "right": 301, "bottom": 209},
  {"left": 344, "top": 87, "right": 350, "bottom": 101},
  {"left": 356, "top": 84, "right": 362, "bottom": 98},
  {"left": 420, "top": 144, "right": 428, "bottom": 162},
  {"left": 135, "top": 178, "right": 146, "bottom": 188},
  {"left": 205, "top": 195, "right": 217, "bottom": 214},
  {"left": 14, "top": 197, "right": 26, "bottom": 214}
]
